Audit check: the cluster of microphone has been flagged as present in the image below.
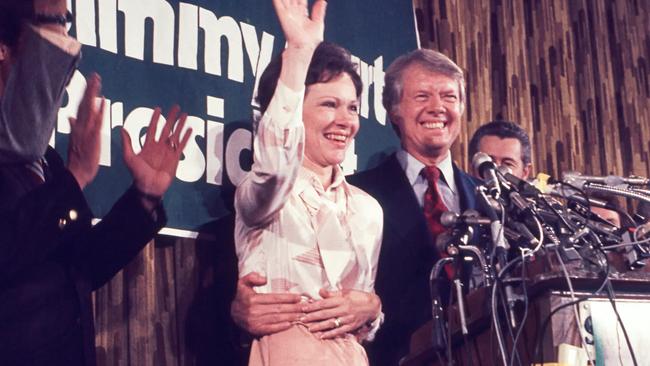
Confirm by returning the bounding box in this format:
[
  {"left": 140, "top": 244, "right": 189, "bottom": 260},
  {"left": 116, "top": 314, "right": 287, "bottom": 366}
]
[
  {"left": 437, "top": 152, "right": 650, "bottom": 267},
  {"left": 429, "top": 151, "right": 650, "bottom": 354}
]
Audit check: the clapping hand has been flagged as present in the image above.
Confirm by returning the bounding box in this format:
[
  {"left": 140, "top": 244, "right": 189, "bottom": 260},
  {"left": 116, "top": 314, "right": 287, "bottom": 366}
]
[
  {"left": 121, "top": 106, "right": 192, "bottom": 202},
  {"left": 67, "top": 73, "right": 105, "bottom": 190}
]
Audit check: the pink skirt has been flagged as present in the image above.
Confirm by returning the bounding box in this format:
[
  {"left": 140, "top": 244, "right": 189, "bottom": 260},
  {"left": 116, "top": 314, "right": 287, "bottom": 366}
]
[{"left": 248, "top": 324, "right": 368, "bottom": 366}]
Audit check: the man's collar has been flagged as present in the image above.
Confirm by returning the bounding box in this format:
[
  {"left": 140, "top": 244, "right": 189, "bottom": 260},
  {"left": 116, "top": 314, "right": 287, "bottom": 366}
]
[{"left": 396, "top": 149, "right": 457, "bottom": 193}]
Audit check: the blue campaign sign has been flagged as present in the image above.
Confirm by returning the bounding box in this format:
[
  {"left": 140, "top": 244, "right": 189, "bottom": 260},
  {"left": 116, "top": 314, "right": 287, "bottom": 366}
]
[{"left": 55, "top": 0, "right": 418, "bottom": 235}]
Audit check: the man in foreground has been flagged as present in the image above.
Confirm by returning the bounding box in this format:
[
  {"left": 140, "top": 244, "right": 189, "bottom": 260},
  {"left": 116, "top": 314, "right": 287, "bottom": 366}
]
[
  {"left": 347, "top": 49, "right": 481, "bottom": 365},
  {"left": 0, "top": 1, "right": 191, "bottom": 364}
]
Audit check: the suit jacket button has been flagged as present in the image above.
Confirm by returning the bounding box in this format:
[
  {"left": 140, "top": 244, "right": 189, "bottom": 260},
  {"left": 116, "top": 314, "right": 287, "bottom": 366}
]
[
  {"left": 69, "top": 209, "right": 78, "bottom": 221},
  {"left": 58, "top": 218, "right": 67, "bottom": 229}
]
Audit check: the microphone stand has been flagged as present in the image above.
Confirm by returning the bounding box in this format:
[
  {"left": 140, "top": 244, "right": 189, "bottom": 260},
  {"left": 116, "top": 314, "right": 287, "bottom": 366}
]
[
  {"left": 452, "top": 266, "right": 469, "bottom": 337},
  {"left": 476, "top": 186, "right": 519, "bottom": 331},
  {"left": 429, "top": 257, "right": 454, "bottom": 352},
  {"left": 456, "top": 244, "right": 492, "bottom": 286}
]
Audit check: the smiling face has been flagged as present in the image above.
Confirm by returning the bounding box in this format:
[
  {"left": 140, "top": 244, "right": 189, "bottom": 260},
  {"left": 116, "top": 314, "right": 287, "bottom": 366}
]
[
  {"left": 302, "top": 72, "right": 360, "bottom": 171},
  {"left": 391, "top": 64, "right": 462, "bottom": 165}
]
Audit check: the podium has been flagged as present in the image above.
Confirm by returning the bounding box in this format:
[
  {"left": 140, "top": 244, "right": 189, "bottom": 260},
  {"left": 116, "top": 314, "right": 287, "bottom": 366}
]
[{"left": 401, "top": 259, "right": 650, "bottom": 366}]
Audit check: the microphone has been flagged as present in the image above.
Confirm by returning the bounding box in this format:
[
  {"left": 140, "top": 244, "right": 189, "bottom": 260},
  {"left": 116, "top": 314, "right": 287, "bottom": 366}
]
[
  {"left": 472, "top": 152, "right": 502, "bottom": 198},
  {"left": 563, "top": 171, "right": 650, "bottom": 188},
  {"left": 545, "top": 184, "right": 613, "bottom": 209},
  {"left": 435, "top": 225, "right": 475, "bottom": 256},
  {"left": 440, "top": 209, "right": 492, "bottom": 227},
  {"left": 527, "top": 171, "right": 615, "bottom": 209},
  {"left": 498, "top": 167, "right": 543, "bottom": 198}
]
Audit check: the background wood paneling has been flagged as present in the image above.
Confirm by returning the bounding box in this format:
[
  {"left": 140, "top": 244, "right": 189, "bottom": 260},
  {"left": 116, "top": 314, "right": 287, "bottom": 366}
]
[
  {"left": 92, "top": 1, "right": 649, "bottom": 364},
  {"left": 93, "top": 217, "right": 245, "bottom": 366},
  {"left": 413, "top": 0, "right": 650, "bottom": 179}
]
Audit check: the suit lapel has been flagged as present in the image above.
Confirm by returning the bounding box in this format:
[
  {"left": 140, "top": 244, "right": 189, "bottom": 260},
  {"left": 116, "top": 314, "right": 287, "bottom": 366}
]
[
  {"left": 373, "top": 155, "right": 430, "bottom": 246},
  {"left": 454, "top": 163, "right": 478, "bottom": 211}
]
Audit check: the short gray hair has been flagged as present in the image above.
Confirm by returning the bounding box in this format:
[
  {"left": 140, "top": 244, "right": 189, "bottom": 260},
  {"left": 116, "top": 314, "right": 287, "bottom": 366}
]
[{"left": 383, "top": 49, "right": 466, "bottom": 122}]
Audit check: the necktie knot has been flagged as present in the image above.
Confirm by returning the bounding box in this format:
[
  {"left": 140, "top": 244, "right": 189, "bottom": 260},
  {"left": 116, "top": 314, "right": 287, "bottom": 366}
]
[{"left": 422, "top": 166, "right": 441, "bottom": 187}]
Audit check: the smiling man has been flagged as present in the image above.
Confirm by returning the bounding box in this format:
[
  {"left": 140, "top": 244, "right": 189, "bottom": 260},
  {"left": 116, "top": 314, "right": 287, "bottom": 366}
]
[{"left": 348, "top": 49, "right": 481, "bottom": 365}]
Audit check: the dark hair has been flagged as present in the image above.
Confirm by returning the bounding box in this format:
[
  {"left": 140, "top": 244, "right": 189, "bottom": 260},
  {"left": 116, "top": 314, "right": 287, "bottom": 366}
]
[
  {"left": 0, "top": 2, "right": 32, "bottom": 50},
  {"left": 468, "top": 121, "right": 532, "bottom": 165},
  {"left": 382, "top": 49, "right": 465, "bottom": 136},
  {"left": 255, "top": 42, "right": 362, "bottom": 114}
]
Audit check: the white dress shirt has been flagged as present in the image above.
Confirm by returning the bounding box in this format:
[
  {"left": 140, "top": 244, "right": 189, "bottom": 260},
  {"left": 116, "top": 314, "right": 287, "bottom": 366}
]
[{"left": 395, "top": 149, "right": 461, "bottom": 213}]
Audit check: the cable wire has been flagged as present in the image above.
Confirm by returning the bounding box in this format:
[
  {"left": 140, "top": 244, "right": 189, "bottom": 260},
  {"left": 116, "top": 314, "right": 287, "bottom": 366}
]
[
  {"left": 603, "top": 266, "right": 639, "bottom": 365},
  {"left": 532, "top": 257, "right": 610, "bottom": 364},
  {"left": 555, "top": 249, "right": 595, "bottom": 362},
  {"left": 509, "top": 251, "right": 529, "bottom": 366}
]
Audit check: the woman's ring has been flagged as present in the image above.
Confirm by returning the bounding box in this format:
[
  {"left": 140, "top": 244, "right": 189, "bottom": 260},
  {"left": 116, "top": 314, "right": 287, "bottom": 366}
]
[{"left": 333, "top": 317, "right": 341, "bottom": 328}]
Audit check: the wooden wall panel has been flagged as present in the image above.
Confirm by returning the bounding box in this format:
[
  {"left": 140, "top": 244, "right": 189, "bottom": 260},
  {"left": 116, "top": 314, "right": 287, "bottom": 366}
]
[
  {"left": 94, "top": 269, "right": 128, "bottom": 365},
  {"left": 414, "top": 0, "right": 650, "bottom": 180},
  {"left": 93, "top": 219, "right": 244, "bottom": 366}
]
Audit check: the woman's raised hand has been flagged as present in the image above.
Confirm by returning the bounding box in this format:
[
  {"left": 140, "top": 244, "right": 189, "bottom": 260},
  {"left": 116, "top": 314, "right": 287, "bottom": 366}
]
[{"left": 272, "top": 0, "right": 327, "bottom": 51}]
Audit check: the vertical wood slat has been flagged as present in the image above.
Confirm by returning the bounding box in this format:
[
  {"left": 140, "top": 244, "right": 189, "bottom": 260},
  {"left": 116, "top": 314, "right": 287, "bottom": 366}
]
[
  {"left": 93, "top": 239, "right": 188, "bottom": 366},
  {"left": 94, "top": 269, "right": 128, "bottom": 366},
  {"left": 93, "top": 222, "right": 242, "bottom": 366},
  {"left": 125, "top": 242, "right": 156, "bottom": 365}
]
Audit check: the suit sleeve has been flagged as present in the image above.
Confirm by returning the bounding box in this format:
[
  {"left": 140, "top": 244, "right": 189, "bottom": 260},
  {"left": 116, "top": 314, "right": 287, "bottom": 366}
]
[
  {"left": 0, "top": 157, "right": 165, "bottom": 290},
  {"left": 0, "top": 25, "right": 80, "bottom": 163},
  {"left": 69, "top": 186, "right": 166, "bottom": 290},
  {"left": 0, "top": 162, "right": 91, "bottom": 285}
]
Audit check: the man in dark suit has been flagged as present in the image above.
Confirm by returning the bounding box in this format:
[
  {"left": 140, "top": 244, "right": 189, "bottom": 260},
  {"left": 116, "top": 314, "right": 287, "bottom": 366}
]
[
  {"left": 0, "top": 1, "right": 191, "bottom": 365},
  {"left": 347, "top": 49, "right": 481, "bottom": 365}
]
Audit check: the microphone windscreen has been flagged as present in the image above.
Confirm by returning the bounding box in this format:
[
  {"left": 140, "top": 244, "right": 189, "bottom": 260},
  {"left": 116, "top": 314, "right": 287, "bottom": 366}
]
[
  {"left": 471, "top": 152, "right": 493, "bottom": 175},
  {"left": 440, "top": 211, "right": 459, "bottom": 227}
]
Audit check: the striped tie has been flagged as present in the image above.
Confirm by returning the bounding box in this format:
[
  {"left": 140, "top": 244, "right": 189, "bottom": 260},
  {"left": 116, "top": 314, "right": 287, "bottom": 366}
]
[{"left": 25, "top": 158, "right": 46, "bottom": 184}]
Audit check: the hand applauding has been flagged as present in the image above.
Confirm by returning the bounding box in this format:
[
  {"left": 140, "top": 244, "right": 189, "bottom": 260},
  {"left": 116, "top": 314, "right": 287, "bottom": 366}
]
[
  {"left": 121, "top": 106, "right": 192, "bottom": 200},
  {"left": 67, "top": 73, "right": 105, "bottom": 190}
]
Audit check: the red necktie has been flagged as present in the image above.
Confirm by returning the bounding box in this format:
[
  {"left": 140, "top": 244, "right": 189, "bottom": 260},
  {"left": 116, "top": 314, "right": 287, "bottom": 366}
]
[{"left": 422, "top": 166, "right": 454, "bottom": 278}]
